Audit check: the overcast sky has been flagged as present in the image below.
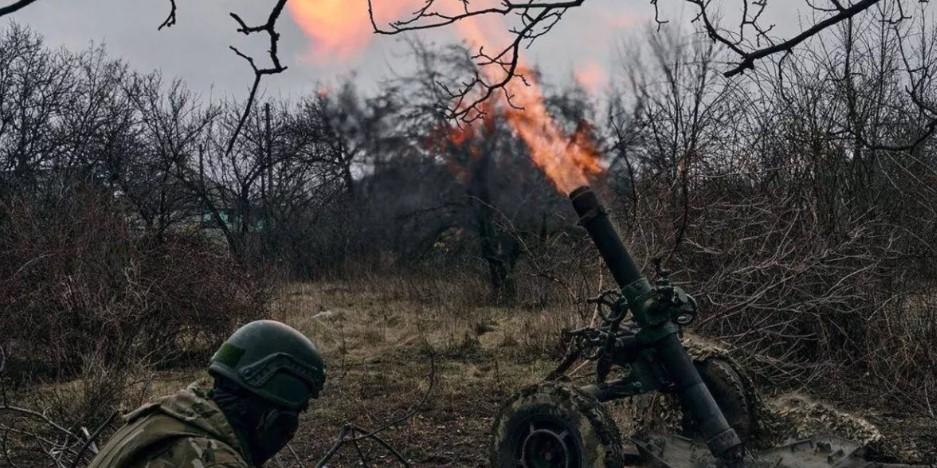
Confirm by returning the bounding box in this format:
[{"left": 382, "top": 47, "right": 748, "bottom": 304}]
[{"left": 7, "top": 0, "right": 807, "bottom": 101}]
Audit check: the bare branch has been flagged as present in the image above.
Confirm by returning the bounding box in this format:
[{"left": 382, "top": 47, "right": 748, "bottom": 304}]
[
  {"left": 367, "top": 0, "right": 585, "bottom": 121},
  {"left": 228, "top": 0, "right": 289, "bottom": 75},
  {"left": 687, "top": 0, "right": 891, "bottom": 77},
  {"left": 0, "top": 0, "right": 40, "bottom": 18},
  {"left": 651, "top": 0, "right": 670, "bottom": 31},
  {"left": 368, "top": 0, "right": 585, "bottom": 33},
  {"left": 371, "top": 0, "right": 930, "bottom": 118},
  {"left": 224, "top": 0, "right": 289, "bottom": 157},
  {"left": 314, "top": 348, "right": 436, "bottom": 467},
  {"left": 151, "top": 0, "right": 290, "bottom": 155},
  {"left": 0, "top": 405, "right": 79, "bottom": 441},
  {"left": 69, "top": 412, "right": 117, "bottom": 468},
  {"left": 158, "top": 0, "right": 177, "bottom": 30}
]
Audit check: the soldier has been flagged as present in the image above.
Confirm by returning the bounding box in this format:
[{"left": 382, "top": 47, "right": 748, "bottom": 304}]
[{"left": 89, "top": 320, "right": 326, "bottom": 467}]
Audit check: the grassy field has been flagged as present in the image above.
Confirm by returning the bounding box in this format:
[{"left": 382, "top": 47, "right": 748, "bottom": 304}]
[
  {"left": 259, "top": 278, "right": 934, "bottom": 466},
  {"left": 22, "top": 277, "right": 931, "bottom": 467},
  {"left": 272, "top": 278, "right": 578, "bottom": 467}
]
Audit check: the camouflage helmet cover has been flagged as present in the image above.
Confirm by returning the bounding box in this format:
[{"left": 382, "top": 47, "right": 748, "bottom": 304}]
[{"left": 209, "top": 320, "right": 326, "bottom": 410}]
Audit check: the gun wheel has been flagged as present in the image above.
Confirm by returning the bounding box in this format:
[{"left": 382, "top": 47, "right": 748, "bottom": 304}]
[
  {"left": 490, "top": 382, "right": 625, "bottom": 468},
  {"left": 682, "top": 357, "right": 757, "bottom": 444}
]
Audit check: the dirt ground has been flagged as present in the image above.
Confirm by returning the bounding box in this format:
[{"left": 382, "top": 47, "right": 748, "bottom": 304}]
[
  {"left": 94, "top": 278, "right": 937, "bottom": 466},
  {"left": 270, "top": 279, "right": 570, "bottom": 467},
  {"left": 256, "top": 279, "right": 935, "bottom": 467}
]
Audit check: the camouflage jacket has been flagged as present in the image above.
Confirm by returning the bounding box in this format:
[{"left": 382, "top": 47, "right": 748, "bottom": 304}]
[{"left": 88, "top": 381, "right": 253, "bottom": 468}]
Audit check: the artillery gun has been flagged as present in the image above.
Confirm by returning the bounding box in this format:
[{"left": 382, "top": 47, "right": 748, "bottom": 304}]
[{"left": 490, "top": 186, "right": 922, "bottom": 468}]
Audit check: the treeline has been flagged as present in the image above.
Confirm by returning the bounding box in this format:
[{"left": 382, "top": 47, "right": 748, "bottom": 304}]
[
  {"left": 0, "top": 22, "right": 578, "bottom": 397},
  {"left": 1, "top": 11, "right": 936, "bottom": 418}
]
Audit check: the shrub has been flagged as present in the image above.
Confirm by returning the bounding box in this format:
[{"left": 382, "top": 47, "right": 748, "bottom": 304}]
[{"left": 0, "top": 184, "right": 269, "bottom": 382}]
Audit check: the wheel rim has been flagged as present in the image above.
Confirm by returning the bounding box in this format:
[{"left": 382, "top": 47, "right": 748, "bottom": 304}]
[{"left": 517, "top": 419, "right": 580, "bottom": 468}]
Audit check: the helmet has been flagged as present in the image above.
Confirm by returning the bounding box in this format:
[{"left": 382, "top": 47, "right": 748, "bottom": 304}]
[{"left": 209, "top": 320, "right": 326, "bottom": 410}]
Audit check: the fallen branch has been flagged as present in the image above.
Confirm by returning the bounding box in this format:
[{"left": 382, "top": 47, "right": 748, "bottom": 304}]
[
  {"left": 69, "top": 411, "right": 117, "bottom": 468},
  {"left": 315, "top": 348, "right": 436, "bottom": 467}
]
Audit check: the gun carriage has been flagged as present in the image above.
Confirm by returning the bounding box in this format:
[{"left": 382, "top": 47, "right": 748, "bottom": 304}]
[{"left": 490, "top": 187, "right": 919, "bottom": 468}]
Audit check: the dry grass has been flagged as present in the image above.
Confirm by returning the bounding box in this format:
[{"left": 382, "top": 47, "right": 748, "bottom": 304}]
[
  {"left": 268, "top": 277, "right": 936, "bottom": 466},
  {"left": 268, "top": 277, "right": 575, "bottom": 466},
  {"left": 8, "top": 275, "right": 934, "bottom": 467}
]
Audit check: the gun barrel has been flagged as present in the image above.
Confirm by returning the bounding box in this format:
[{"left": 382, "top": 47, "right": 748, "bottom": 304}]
[
  {"left": 569, "top": 185, "right": 743, "bottom": 459},
  {"left": 569, "top": 186, "right": 641, "bottom": 288}
]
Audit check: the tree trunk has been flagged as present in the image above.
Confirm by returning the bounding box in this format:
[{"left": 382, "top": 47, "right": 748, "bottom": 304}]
[{"left": 469, "top": 152, "right": 519, "bottom": 305}]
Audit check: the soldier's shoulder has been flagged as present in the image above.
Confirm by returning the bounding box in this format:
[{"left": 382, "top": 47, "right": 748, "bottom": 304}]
[{"left": 136, "top": 435, "right": 251, "bottom": 468}]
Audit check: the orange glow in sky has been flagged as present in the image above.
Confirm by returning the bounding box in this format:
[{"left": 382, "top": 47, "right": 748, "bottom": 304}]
[
  {"left": 287, "top": 0, "right": 416, "bottom": 60},
  {"left": 575, "top": 61, "right": 608, "bottom": 95}
]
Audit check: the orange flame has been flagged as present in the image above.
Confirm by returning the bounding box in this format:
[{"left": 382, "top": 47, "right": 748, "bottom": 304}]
[
  {"left": 436, "top": 101, "right": 496, "bottom": 185},
  {"left": 501, "top": 67, "right": 602, "bottom": 193},
  {"left": 456, "top": 17, "right": 603, "bottom": 194},
  {"left": 287, "top": 3, "right": 604, "bottom": 193}
]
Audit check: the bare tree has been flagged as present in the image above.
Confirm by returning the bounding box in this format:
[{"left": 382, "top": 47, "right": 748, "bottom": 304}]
[
  {"left": 0, "top": 1, "right": 294, "bottom": 164},
  {"left": 605, "top": 21, "right": 937, "bottom": 408},
  {"left": 620, "top": 29, "right": 744, "bottom": 258},
  {"left": 0, "top": 24, "right": 73, "bottom": 182},
  {"left": 183, "top": 95, "right": 364, "bottom": 264},
  {"left": 117, "top": 72, "right": 218, "bottom": 239},
  {"left": 55, "top": 46, "right": 132, "bottom": 180}
]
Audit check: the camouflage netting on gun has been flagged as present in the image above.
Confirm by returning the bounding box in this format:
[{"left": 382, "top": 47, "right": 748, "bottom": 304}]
[{"left": 608, "top": 334, "right": 931, "bottom": 461}]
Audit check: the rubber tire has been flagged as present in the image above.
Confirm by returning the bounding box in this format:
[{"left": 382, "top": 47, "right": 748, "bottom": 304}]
[
  {"left": 682, "top": 358, "right": 755, "bottom": 444},
  {"left": 490, "top": 382, "right": 625, "bottom": 468}
]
